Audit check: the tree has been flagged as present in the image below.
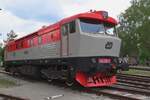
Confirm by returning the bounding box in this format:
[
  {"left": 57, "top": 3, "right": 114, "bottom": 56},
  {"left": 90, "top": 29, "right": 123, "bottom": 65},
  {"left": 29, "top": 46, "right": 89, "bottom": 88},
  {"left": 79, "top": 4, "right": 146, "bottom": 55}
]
[
  {"left": 3, "top": 30, "right": 17, "bottom": 45},
  {"left": 0, "top": 30, "right": 17, "bottom": 67},
  {"left": 6, "top": 30, "right": 17, "bottom": 41},
  {"left": 118, "top": 0, "right": 150, "bottom": 64}
]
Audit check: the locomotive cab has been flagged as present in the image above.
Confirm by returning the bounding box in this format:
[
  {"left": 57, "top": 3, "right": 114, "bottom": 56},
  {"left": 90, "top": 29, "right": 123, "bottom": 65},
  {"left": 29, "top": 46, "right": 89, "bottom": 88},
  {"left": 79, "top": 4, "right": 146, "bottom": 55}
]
[
  {"left": 61, "top": 18, "right": 121, "bottom": 58},
  {"left": 60, "top": 16, "right": 121, "bottom": 87}
]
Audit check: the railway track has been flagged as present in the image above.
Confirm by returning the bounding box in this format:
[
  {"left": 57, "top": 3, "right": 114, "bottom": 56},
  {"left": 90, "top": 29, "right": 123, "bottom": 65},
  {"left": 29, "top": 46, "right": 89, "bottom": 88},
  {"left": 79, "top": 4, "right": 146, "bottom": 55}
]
[
  {"left": 117, "top": 74, "right": 150, "bottom": 84},
  {"left": 117, "top": 73, "right": 150, "bottom": 91},
  {"left": 117, "top": 82, "right": 149, "bottom": 90},
  {"left": 0, "top": 93, "right": 28, "bottom": 100},
  {"left": 117, "top": 73, "right": 150, "bottom": 79},
  {"left": 51, "top": 82, "right": 150, "bottom": 100},
  {"left": 1, "top": 70, "right": 150, "bottom": 100},
  {"left": 129, "top": 66, "right": 150, "bottom": 71},
  {"left": 49, "top": 78, "right": 150, "bottom": 100},
  {"left": 117, "top": 75, "right": 150, "bottom": 83},
  {"left": 82, "top": 73, "right": 150, "bottom": 100},
  {"left": 84, "top": 87, "right": 149, "bottom": 100},
  {"left": 0, "top": 70, "right": 13, "bottom": 75},
  {"left": 118, "top": 79, "right": 150, "bottom": 88}
]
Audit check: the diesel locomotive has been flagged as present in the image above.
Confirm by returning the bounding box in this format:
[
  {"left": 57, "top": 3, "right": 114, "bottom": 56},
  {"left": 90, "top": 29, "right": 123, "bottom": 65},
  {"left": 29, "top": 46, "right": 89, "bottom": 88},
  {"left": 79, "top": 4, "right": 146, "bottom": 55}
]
[{"left": 4, "top": 10, "right": 122, "bottom": 87}]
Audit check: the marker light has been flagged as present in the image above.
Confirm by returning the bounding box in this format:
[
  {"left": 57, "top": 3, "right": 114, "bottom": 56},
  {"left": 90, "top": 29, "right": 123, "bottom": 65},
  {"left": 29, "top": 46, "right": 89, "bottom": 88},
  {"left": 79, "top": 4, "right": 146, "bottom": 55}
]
[{"left": 98, "top": 58, "right": 111, "bottom": 63}]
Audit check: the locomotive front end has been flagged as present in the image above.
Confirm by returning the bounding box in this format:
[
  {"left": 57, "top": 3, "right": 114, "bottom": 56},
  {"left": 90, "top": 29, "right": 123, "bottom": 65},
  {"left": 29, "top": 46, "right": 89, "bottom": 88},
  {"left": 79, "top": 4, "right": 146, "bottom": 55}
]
[{"left": 75, "top": 12, "right": 121, "bottom": 87}]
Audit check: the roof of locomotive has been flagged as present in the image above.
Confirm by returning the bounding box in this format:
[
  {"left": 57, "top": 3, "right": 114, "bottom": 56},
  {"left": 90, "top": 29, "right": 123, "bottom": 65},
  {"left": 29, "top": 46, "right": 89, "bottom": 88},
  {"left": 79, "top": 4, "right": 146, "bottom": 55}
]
[
  {"left": 6, "top": 10, "right": 118, "bottom": 46},
  {"left": 60, "top": 11, "right": 117, "bottom": 25}
]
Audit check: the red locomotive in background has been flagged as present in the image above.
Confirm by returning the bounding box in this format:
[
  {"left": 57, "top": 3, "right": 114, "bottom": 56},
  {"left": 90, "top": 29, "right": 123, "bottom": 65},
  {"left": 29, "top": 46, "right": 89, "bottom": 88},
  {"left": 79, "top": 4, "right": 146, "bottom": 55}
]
[{"left": 4, "top": 10, "right": 123, "bottom": 87}]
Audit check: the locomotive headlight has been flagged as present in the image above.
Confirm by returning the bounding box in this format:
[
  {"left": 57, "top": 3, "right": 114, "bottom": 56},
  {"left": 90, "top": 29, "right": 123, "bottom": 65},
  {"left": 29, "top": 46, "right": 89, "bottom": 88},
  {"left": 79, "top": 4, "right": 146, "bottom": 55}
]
[{"left": 91, "top": 58, "right": 97, "bottom": 63}]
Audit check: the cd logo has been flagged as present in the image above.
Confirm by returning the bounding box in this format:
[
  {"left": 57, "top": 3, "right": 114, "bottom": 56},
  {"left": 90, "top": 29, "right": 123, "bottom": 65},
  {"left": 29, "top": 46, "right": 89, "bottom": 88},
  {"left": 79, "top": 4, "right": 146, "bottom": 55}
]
[{"left": 105, "top": 42, "right": 113, "bottom": 49}]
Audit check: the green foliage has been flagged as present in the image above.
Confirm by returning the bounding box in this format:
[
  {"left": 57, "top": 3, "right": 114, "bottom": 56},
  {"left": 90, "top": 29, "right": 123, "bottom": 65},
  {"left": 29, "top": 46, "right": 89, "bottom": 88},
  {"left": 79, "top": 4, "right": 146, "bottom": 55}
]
[
  {"left": 0, "top": 46, "right": 4, "bottom": 66},
  {"left": 0, "top": 78, "right": 16, "bottom": 88},
  {"left": 0, "top": 47, "right": 4, "bottom": 61},
  {"left": 118, "top": 0, "right": 150, "bottom": 63}
]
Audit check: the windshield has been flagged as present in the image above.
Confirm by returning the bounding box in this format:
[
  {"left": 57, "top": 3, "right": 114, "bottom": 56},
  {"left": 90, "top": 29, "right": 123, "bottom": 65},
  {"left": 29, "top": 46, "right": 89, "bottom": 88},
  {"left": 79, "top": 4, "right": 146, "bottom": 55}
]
[
  {"left": 80, "top": 18, "right": 117, "bottom": 36},
  {"left": 80, "top": 19, "right": 105, "bottom": 34}
]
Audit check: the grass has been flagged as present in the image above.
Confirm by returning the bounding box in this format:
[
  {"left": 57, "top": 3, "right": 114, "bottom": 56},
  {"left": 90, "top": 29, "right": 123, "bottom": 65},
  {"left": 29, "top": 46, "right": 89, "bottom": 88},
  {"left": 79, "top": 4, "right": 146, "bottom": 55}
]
[
  {"left": 0, "top": 78, "right": 16, "bottom": 88},
  {"left": 122, "top": 69, "right": 150, "bottom": 76}
]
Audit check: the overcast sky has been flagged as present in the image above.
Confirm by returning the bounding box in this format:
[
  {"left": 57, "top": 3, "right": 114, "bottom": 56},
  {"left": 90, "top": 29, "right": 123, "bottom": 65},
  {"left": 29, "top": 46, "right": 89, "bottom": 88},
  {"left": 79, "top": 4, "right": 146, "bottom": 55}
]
[{"left": 0, "top": 0, "right": 132, "bottom": 41}]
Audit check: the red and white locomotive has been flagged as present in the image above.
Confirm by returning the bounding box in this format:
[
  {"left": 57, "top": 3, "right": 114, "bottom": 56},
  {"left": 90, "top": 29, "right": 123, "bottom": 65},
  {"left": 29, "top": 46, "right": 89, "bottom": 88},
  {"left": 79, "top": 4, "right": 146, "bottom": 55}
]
[{"left": 4, "top": 10, "right": 122, "bottom": 87}]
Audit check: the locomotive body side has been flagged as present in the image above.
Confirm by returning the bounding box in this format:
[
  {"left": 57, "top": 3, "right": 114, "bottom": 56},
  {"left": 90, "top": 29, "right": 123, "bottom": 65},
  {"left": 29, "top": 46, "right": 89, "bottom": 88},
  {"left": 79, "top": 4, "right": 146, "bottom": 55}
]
[{"left": 5, "top": 26, "right": 61, "bottom": 61}]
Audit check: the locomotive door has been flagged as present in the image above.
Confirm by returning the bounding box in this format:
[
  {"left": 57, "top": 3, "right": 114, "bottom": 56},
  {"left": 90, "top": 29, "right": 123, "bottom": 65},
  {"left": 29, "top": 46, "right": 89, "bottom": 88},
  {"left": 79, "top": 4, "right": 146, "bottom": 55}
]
[{"left": 61, "top": 24, "right": 69, "bottom": 57}]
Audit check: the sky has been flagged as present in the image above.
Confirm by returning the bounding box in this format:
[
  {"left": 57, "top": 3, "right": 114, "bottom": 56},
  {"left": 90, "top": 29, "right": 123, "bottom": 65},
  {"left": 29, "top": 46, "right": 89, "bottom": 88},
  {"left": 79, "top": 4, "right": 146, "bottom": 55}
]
[{"left": 0, "top": 0, "right": 132, "bottom": 43}]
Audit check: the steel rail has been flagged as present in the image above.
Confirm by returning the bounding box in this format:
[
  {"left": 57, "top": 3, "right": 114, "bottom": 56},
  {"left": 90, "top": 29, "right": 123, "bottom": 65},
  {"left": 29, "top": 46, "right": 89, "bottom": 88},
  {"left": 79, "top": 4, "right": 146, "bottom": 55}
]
[
  {"left": 117, "top": 82, "right": 150, "bottom": 90},
  {"left": 117, "top": 75, "right": 150, "bottom": 83},
  {"left": 129, "top": 67, "right": 150, "bottom": 71},
  {"left": 117, "top": 73, "right": 150, "bottom": 78},
  {"left": 110, "top": 85, "right": 150, "bottom": 96},
  {"left": 117, "top": 79, "right": 150, "bottom": 87},
  {"left": 0, "top": 93, "right": 29, "bottom": 100},
  {"left": 0, "top": 70, "right": 13, "bottom": 75},
  {"left": 83, "top": 88, "right": 143, "bottom": 100}
]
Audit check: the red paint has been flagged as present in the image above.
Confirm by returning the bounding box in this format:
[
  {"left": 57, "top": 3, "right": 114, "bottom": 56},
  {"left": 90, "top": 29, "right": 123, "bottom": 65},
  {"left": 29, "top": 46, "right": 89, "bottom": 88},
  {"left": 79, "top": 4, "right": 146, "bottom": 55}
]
[
  {"left": 6, "top": 10, "right": 117, "bottom": 52},
  {"left": 98, "top": 58, "right": 111, "bottom": 63},
  {"left": 75, "top": 71, "right": 116, "bottom": 87},
  {"left": 33, "top": 37, "right": 38, "bottom": 46}
]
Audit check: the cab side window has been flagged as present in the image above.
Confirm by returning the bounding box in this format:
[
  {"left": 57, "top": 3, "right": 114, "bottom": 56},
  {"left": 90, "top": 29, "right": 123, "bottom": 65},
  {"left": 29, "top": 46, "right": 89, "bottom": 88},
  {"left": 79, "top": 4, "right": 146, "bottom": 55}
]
[
  {"left": 61, "top": 24, "right": 69, "bottom": 36},
  {"left": 69, "top": 21, "right": 76, "bottom": 33},
  {"left": 61, "top": 20, "right": 76, "bottom": 35}
]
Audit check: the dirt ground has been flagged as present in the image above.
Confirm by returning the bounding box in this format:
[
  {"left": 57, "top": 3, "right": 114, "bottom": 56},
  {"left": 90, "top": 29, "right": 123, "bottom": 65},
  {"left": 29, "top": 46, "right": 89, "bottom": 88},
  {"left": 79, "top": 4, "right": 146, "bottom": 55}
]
[{"left": 0, "top": 73, "right": 113, "bottom": 100}]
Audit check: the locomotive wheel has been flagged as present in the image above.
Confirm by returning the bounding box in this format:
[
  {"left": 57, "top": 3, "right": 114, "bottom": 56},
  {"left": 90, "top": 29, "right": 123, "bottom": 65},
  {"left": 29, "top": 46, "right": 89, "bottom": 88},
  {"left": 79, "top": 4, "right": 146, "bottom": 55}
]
[
  {"left": 9, "top": 67, "right": 18, "bottom": 76},
  {"left": 47, "top": 78, "right": 53, "bottom": 82},
  {"left": 65, "top": 66, "right": 74, "bottom": 86}
]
